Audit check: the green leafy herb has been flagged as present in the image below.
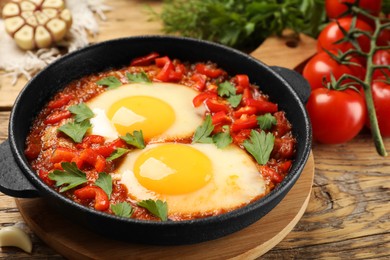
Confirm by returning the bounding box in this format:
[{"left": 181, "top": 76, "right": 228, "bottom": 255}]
[
  {"left": 243, "top": 130, "right": 275, "bottom": 165},
  {"left": 58, "top": 120, "right": 91, "bottom": 143},
  {"left": 120, "top": 130, "right": 145, "bottom": 149},
  {"left": 192, "top": 115, "right": 214, "bottom": 144},
  {"left": 111, "top": 202, "right": 134, "bottom": 218},
  {"left": 107, "top": 148, "right": 130, "bottom": 161},
  {"left": 126, "top": 71, "right": 151, "bottom": 83},
  {"left": 257, "top": 113, "right": 277, "bottom": 130},
  {"left": 68, "top": 103, "right": 94, "bottom": 123},
  {"left": 95, "top": 172, "right": 112, "bottom": 199},
  {"left": 155, "top": 0, "right": 327, "bottom": 51},
  {"left": 227, "top": 94, "right": 242, "bottom": 108},
  {"left": 137, "top": 199, "right": 168, "bottom": 221},
  {"left": 217, "top": 81, "right": 236, "bottom": 97},
  {"left": 212, "top": 125, "right": 233, "bottom": 149},
  {"left": 96, "top": 76, "right": 122, "bottom": 90},
  {"left": 48, "top": 162, "right": 88, "bottom": 192}
]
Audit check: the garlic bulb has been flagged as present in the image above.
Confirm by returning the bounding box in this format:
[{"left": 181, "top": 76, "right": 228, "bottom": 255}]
[{"left": 2, "top": 0, "right": 72, "bottom": 50}]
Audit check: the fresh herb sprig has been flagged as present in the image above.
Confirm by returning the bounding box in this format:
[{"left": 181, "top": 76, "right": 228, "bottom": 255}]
[
  {"left": 153, "top": 0, "right": 327, "bottom": 51},
  {"left": 48, "top": 162, "right": 88, "bottom": 192}
]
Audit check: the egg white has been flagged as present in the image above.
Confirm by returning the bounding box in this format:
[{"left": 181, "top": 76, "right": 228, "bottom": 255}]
[
  {"left": 86, "top": 83, "right": 206, "bottom": 141},
  {"left": 119, "top": 143, "right": 266, "bottom": 216}
]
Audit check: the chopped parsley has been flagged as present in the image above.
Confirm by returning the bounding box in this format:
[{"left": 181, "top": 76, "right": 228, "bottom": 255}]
[
  {"left": 257, "top": 113, "right": 277, "bottom": 130},
  {"left": 95, "top": 172, "right": 112, "bottom": 199},
  {"left": 192, "top": 114, "right": 214, "bottom": 144},
  {"left": 111, "top": 202, "right": 134, "bottom": 218},
  {"left": 138, "top": 199, "right": 168, "bottom": 221},
  {"left": 243, "top": 130, "right": 275, "bottom": 165},
  {"left": 96, "top": 76, "right": 122, "bottom": 90},
  {"left": 120, "top": 130, "right": 145, "bottom": 149},
  {"left": 48, "top": 162, "right": 87, "bottom": 192},
  {"left": 107, "top": 148, "right": 130, "bottom": 161},
  {"left": 126, "top": 71, "right": 151, "bottom": 83},
  {"left": 57, "top": 120, "right": 91, "bottom": 143},
  {"left": 212, "top": 125, "right": 232, "bottom": 149}
]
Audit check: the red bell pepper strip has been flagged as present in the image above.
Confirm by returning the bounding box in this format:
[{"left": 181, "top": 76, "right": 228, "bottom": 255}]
[
  {"left": 195, "top": 63, "right": 224, "bottom": 78},
  {"left": 44, "top": 110, "right": 72, "bottom": 124},
  {"left": 74, "top": 186, "right": 110, "bottom": 211},
  {"left": 233, "top": 106, "right": 257, "bottom": 118},
  {"left": 245, "top": 98, "right": 278, "bottom": 114},
  {"left": 50, "top": 147, "right": 78, "bottom": 163},
  {"left": 212, "top": 111, "right": 231, "bottom": 126},
  {"left": 191, "top": 73, "right": 207, "bottom": 91},
  {"left": 192, "top": 92, "right": 218, "bottom": 107},
  {"left": 93, "top": 138, "right": 127, "bottom": 158},
  {"left": 130, "top": 52, "right": 160, "bottom": 66},
  {"left": 205, "top": 99, "right": 230, "bottom": 113},
  {"left": 231, "top": 114, "right": 258, "bottom": 132},
  {"left": 47, "top": 94, "right": 73, "bottom": 109},
  {"left": 79, "top": 148, "right": 106, "bottom": 172}
]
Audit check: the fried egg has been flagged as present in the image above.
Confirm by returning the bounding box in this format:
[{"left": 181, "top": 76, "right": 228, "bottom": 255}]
[
  {"left": 86, "top": 83, "right": 205, "bottom": 142},
  {"left": 119, "top": 143, "right": 266, "bottom": 216}
]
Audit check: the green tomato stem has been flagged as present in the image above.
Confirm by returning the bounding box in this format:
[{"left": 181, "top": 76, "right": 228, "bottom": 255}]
[{"left": 352, "top": 6, "right": 388, "bottom": 156}]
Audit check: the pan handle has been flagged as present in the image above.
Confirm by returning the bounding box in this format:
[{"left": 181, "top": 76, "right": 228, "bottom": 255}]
[
  {"left": 271, "top": 66, "right": 311, "bottom": 104},
  {"left": 0, "top": 140, "right": 40, "bottom": 198}
]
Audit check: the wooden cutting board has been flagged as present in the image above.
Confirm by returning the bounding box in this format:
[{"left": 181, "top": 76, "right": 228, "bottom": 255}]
[{"left": 16, "top": 154, "right": 314, "bottom": 259}]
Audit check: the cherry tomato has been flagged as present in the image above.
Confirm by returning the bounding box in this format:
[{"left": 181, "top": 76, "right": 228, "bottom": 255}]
[
  {"left": 325, "top": 0, "right": 382, "bottom": 20},
  {"left": 306, "top": 88, "right": 366, "bottom": 144},
  {"left": 317, "top": 17, "right": 373, "bottom": 53},
  {"left": 302, "top": 50, "right": 365, "bottom": 90},
  {"left": 366, "top": 80, "right": 390, "bottom": 137},
  {"left": 372, "top": 50, "right": 390, "bottom": 79},
  {"left": 377, "top": 24, "right": 390, "bottom": 47}
]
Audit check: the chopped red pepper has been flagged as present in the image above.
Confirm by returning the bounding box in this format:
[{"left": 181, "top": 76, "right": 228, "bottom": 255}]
[
  {"left": 235, "top": 74, "right": 250, "bottom": 92},
  {"left": 231, "top": 129, "right": 252, "bottom": 144},
  {"left": 191, "top": 73, "right": 207, "bottom": 91},
  {"left": 50, "top": 147, "right": 78, "bottom": 163},
  {"left": 93, "top": 138, "right": 127, "bottom": 158},
  {"left": 205, "top": 99, "right": 230, "bottom": 113},
  {"left": 212, "top": 111, "right": 231, "bottom": 126},
  {"left": 245, "top": 98, "right": 278, "bottom": 114},
  {"left": 231, "top": 114, "right": 258, "bottom": 132},
  {"left": 155, "top": 56, "right": 170, "bottom": 67},
  {"left": 44, "top": 110, "right": 72, "bottom": 125},
  {"left": 260, "top": 166, "right": 283, "bottom": 184},
  {"left": 47, "top": 94, "right": 73, "bottom": 109},
  {"left": 193, "top": 92, "right": 218, "bottom": 107},
  {"left": 79, "top": 148, "right": 106, "bottom": 172},
  {"left": 74, "top": 186, "right": 109, "bottom": 211},
  {"left": 195, "top": 63, "right": 224, "bottom": 78},
  {"left": 130, "top": 52, "right": 160, "bottom": 66},
  {"left": 77, "top": 135, "right": 106, "bottom": 149},
  {"left": 233, "top": 106, "right": 257, "bottom": 118}
]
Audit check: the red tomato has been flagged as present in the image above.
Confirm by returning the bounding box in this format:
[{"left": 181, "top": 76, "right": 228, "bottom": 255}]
[
  {"left": 325, "top": 0, "right": 382, "bottom": 19},
  {"left": 367, "top": 80, "right": 390, "bottom": 137},
  {"left": 377, "top": 25, "right": 390, "bottom": 47},
  {"left": 306, "top": 88, "right": 366, "bottom": 144},
  {"left": 317, "top": 17, "right": 373, "bottom": 53},
  {"left": 302, "top": 50, "right": 365, "bottom": 90},
  {"left": 372, "top": 50, "right": 390, "bottom": 79}
]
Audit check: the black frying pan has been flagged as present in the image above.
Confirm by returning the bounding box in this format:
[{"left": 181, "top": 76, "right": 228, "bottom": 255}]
[{"left": 0, "top": 36, "right": 312, "bottom": 245}]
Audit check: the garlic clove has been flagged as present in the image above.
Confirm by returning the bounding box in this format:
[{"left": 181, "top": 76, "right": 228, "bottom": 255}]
[
  {"left": 14, "top": 25, "right": 35, "bottom": 50},
  {"left": 4, "top": 16, "right": 24, "bottom": 35},
  {"left": 42, "top": 0, "right": 64, "bottom": 9},
  {"left": 47, "top": 18, "right": 67, "bottom": 41},
  {"left": 20, "top": 1, "right": 36, "bottom": 11},
  {"left": 0, "top": 226, "right": 33, "bottom": 253},
  {"left": 2, "top": 3, "right": 20, "bottom": 18},
  {"left": 35, "top": 25, "right": 52, "bottom": 48},
  {"left": 60, "top": 9, "right": 72, "bottom": 28}
]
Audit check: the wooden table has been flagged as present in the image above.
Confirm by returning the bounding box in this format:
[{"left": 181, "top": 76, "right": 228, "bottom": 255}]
[{"left": 1, "top": 0, "right": 389, "bottom": 258}]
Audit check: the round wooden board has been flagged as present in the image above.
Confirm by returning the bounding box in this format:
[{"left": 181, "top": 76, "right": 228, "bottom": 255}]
[{"left": 16, "top": 153, "right": 314, "bottom": 260}]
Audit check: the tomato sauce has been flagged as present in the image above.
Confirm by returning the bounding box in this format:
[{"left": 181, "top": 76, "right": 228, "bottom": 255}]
[{"left": 25, "top": 53, "right": 296, "bottom": 221}]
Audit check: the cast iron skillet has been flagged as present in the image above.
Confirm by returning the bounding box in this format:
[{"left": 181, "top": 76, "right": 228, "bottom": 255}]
[{"left": 0, "top": 36, "right": 312, "bottom": 245}]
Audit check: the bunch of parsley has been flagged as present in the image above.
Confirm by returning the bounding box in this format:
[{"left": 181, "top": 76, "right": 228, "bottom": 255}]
[{"left": 156, "top": 0, "right": 326, "bottom": 51}]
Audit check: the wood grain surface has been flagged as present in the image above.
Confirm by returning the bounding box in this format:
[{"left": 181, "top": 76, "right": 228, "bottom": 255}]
[{"left": 0, "top": 0, "right": 390, "bottom": 259}]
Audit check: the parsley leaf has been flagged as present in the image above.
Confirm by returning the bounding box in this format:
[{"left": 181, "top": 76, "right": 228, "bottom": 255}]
[
  {"left": 192, "top": 114, "right": 214, "bottom": 144},
  {"left": 111, "top": 202, "right": 134, "bottom": 218},
  {"left": 126, "top": 71, "right": 151, "bottom": 83},
  {"left": 95, "top": 172, "right": 112, "bottom": 199},
  {"left": 120, "top": 130, "right": 145, "bottom": 149},
  {"left": 107, "top": 148, "right": 130, "bottom": 161},
  {"left": 217, "top": 81, "right": 236, "bottom": 97},
  {"left": 68, "top": 103, "right": 94, "bottom": 123},
  {"left": 257, "top": 113, "right": 277, "bottom": 130},
  {"left": 96, "top": 76, "right": 122, "bottom": 90},
  {"left": 48, "top": 162, "right": 88, "bottom": 192},
  {"left": 227, "top": 94, "right": 242, "bottom": 108},
  {"left": 212, "top": 125, "right": 232, "bottom": 149},
  {"left": 243, "top": 130, "right": 275, "bottom": 165},
  {"left": 58, "top": 120, "right": 91, "bottom": 143},
  {"left": 137, "top": 199, "right": 168, "bottom": 221}
]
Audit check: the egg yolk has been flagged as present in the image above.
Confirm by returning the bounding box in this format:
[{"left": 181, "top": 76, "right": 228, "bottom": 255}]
[
  {"left": 133, "top": 144, "right": 212, "bottom": 195},
  {"left": 106, "top": 96, "right": 175, "bottom": 140}
]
